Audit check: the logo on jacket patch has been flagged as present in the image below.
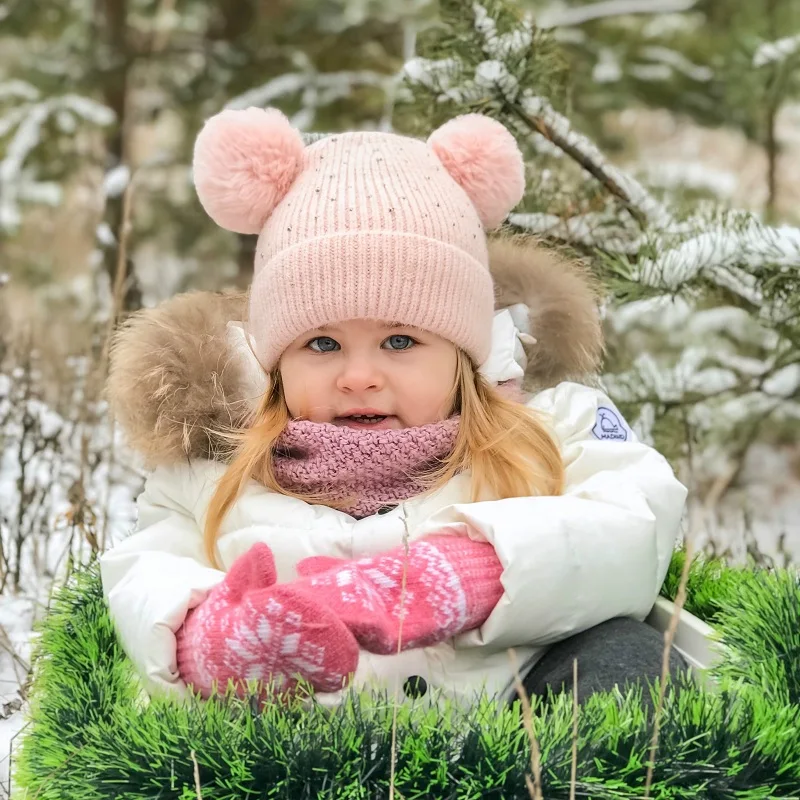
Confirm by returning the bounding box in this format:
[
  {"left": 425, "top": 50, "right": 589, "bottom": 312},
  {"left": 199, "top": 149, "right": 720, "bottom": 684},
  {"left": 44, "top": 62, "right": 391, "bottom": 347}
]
[{"left": 592, "top": 406, "right": 630, "bottom": 442}]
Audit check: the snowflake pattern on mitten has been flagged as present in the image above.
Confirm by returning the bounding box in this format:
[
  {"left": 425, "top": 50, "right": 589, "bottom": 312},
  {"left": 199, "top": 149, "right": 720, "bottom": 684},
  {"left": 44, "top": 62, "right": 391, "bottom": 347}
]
[
  {"left": 175, "top": 544, "right": 360, "bottom": 702},
  {"left": 295, "top": 533, "right": 504, "bottom": 654}
]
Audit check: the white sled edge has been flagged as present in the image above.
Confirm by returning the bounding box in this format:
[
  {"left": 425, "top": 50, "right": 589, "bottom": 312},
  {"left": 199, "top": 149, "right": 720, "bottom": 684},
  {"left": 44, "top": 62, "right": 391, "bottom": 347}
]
[{"left": 645, "top": 596, "right": 720, "bottom": 682}]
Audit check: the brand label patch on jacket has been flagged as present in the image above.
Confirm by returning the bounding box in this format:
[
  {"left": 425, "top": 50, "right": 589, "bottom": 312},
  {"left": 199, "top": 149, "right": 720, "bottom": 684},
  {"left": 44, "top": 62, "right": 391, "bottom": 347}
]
[{"left": 592, "top": 405, "right": 632, "bottom": 442}]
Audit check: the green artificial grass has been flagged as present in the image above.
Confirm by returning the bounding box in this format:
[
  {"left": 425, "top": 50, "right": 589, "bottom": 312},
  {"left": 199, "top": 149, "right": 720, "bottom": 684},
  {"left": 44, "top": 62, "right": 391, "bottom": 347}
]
[
  {"left": 13, "top": 551, "right": 800, "bottom": 799},
  {"left": 659, "top": 548, "right": 755, "bottom": 623}
]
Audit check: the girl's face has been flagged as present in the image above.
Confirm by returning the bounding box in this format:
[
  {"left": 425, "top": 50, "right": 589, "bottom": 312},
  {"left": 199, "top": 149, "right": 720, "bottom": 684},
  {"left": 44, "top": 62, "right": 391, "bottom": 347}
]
[{"left": 279, "top": 319, "right": 458, "bottom": 430}]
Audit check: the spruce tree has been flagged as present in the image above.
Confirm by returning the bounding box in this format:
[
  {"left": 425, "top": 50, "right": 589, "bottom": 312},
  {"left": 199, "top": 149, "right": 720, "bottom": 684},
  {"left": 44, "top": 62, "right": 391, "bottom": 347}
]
[{"left": 399, "top": 0, "right": 800, "bottom": 527}]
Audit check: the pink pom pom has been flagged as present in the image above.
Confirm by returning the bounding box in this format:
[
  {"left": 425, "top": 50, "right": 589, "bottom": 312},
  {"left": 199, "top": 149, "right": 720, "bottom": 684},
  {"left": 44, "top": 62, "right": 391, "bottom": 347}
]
[
  {"left": 428, "top": 114, "right": 525, "bottom": 229},
  {"left": 193, "top": 107, "right": 304, "bottom": 235}
]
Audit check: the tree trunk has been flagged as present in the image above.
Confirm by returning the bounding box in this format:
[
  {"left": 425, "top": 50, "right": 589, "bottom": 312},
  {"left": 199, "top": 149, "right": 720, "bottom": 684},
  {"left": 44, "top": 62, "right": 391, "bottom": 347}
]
[
  {"left": 211, "top": 0, "right": 259, "bottom": 288},
  {"left": 765, "top": 99, "right": 779, "bottom": 219},
  {"left": 208, "top": 0, "right": 257, "bottom": 41},
  {"left": 96, "top": 0, "right": 142, "bottom": 311},
  {"left": 764, "top": 0, "right": 781, "bottom": 220}
]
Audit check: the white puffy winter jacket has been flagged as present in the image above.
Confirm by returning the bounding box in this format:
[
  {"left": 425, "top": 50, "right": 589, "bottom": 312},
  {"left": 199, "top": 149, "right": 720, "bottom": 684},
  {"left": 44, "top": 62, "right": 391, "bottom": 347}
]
[
  {"left": 100, "top": 240, "right": 687, "bottom": 711},
  {"left": 101, "top": 386, "right": 686, "bottom": 710}
]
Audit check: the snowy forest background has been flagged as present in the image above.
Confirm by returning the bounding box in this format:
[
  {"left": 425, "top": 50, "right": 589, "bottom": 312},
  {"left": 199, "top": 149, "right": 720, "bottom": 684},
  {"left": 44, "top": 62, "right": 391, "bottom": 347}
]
[{"left": 1, "top": 0, "right": 799, "bottom": 792}]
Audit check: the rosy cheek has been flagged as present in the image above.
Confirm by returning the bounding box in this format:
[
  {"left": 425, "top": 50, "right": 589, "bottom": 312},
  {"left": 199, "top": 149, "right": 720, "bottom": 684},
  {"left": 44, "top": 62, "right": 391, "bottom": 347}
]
[
  {"left": 297, "top": 382, "right": 323, "bottom": 420},
  {"left": 285, "top": 390, "right": 304, "bottom": 419}
]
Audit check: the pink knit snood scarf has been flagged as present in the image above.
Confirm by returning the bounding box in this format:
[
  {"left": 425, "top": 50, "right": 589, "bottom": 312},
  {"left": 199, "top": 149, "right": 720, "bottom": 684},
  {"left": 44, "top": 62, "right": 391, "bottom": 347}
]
[{"left": 272, "top": 417, "right": 460, "bottom": 517}]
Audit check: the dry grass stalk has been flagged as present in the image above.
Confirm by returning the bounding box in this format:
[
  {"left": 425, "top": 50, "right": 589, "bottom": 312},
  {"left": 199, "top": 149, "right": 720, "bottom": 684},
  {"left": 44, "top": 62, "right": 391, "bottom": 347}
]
[
  {"left": 569, "top": 658, "right": 578, "bottom": 800},
  {"left": 0, "top": 625, "right": 30, "bottom": 684},
  {"left": 388, "top": 516, "right": 411, "bottom": 800},
  {"left": 509, "top": 648, "right": 544, "bottom": 800},
  {"left": 28, "top": 741, "right": 89, "bottom": 800},
  {"left": 190, "top": 750, "right": 203, "bottom": 800},
  {"left": 643, "top": 507, "right": 700, "bottom": 798},
  {"left": 97, "top": 160, "right": 137, "bottom": 553}
]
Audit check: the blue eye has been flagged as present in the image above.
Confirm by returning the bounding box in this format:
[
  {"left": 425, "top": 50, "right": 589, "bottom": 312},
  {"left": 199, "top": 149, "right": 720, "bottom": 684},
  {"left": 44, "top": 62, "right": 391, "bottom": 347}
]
[
  {"left": 308, "top": 336, "right": 340, "bottom": 353},
  {"left": 384, "top": 335, "right": 415, "bottom": 351}
]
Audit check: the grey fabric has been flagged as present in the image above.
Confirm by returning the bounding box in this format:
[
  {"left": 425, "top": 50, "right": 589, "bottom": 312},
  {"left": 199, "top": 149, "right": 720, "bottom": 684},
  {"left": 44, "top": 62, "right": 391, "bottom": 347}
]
[{"left": 519, "top": 617, "right": 688, "bottom": 708}]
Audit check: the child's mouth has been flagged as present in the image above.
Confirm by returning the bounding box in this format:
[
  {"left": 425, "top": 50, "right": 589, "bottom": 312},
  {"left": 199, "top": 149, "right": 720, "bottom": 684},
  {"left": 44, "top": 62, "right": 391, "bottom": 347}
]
[{"left": 335, "top": 414, "right": 396, "bottom": 430}]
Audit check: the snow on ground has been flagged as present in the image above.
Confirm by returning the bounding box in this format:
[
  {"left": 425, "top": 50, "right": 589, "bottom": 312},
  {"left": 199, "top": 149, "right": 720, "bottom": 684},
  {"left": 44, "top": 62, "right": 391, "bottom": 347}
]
[
  {"left": 0, "top": 431, "right": 139, "bottom": 797},
  {"left": 0, "top": 594, "right": 39, "bottom": 799},
  {"left": 0, "top": 510, "right": 139, "bottom": 797}
]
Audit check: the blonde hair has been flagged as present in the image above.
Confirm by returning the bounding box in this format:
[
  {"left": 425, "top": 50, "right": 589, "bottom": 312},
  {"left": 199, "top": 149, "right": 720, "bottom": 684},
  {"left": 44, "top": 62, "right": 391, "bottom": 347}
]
[{"left": 202, "top": 350, "right": 564, "bottom": 569}]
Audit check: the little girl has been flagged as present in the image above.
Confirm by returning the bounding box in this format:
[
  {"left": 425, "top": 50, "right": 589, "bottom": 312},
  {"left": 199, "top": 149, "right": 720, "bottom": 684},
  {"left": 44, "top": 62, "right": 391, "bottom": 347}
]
[{"left": 100, "top": 107, "right": 688, "bottom": 711}]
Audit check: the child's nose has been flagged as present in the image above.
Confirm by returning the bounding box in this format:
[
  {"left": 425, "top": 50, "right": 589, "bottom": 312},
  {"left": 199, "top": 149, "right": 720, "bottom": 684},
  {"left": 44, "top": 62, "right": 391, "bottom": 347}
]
[{"left": 335, "top": 356, "right": 384, "bottom": 393}]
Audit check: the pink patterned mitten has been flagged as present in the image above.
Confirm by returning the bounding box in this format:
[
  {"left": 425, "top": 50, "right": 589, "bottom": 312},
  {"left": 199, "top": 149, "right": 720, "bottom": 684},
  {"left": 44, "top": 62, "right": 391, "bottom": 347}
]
[
  {"left": 294, "top": 533, "right": 504, "bottom": 655},
  {"left": 175, "top": 543, "right": 359, "bottom": 701}
]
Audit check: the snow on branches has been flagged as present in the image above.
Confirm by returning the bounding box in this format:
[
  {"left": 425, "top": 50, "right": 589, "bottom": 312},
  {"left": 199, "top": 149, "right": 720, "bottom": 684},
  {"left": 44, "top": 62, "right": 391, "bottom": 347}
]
[
  {"left": 402, "top": 0, "right": 800, "bottom": 498},
  {"left": 753, "top": 34, "right": 800, "bottom": 68},
  {"left": 0, "top": 83, "right": 115, "bottom": 232}
]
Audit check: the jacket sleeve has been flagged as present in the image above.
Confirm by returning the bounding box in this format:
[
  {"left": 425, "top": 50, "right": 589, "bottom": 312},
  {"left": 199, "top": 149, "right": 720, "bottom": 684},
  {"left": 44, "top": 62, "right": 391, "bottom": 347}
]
[
  {"left": 99, "top": 463, "right": 226, "bottom": 700},
  {"left": 419, "top": 381, "right": 688, "bottom": 652}
]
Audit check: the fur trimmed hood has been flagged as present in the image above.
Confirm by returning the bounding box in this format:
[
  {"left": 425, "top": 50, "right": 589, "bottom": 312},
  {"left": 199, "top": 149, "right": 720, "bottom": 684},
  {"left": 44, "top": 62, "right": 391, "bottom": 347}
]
[{"left": 107, "top": 236, "right": 603, "bottom": 467}]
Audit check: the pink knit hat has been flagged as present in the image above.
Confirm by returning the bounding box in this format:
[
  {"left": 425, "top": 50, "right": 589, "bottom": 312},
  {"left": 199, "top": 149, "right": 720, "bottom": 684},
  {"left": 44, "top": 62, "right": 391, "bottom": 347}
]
[{"left": 192, "top": 107, "right": 525, "bottom": 370}]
